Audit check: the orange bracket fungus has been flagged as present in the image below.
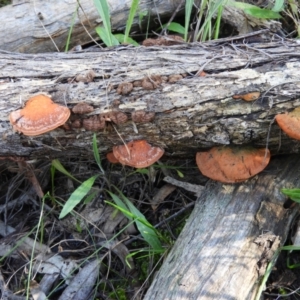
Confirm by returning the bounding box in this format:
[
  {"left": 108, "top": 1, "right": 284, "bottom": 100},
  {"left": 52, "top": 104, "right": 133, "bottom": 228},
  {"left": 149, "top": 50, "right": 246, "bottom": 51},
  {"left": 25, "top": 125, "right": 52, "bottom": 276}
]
[
  {"left": 106, "top": 152, "right": 120, "bottom": 164},
  {"left": 113, "top": 140, "right": 164, "bottom": 168},
  {"left": 9, "top": 94, "right": 70, "bottom": 136},
  {"left": 196, "top": 146, "right": 270, "bottom": 183},
  {"left": 232, "top": 92, "right": 260, "bottom": 101},
  {"left": 275, "top": 107, "right": 300, "bottom": 140}
]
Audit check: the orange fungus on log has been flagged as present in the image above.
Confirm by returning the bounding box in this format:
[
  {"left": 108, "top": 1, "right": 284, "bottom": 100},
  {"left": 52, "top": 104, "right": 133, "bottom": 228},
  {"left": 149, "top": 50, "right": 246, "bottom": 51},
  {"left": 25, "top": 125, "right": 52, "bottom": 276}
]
[
  {"left": 196, "top": 146, "right": 270, "bottom": 183},
  {"left": 232, "top": 92, "right": 260, "bottom": 101},
  {"left": 106, "top": 152, "right": 119, "bottom": 164},
  {"left": 113, "top": 140, "right": 164, "bottom": 168},
  {"left": 9, "top": 94, "right": 70, "bottom": 136},
  {"left": 275, "top": 107, "right": 300, "bottom": 140}
]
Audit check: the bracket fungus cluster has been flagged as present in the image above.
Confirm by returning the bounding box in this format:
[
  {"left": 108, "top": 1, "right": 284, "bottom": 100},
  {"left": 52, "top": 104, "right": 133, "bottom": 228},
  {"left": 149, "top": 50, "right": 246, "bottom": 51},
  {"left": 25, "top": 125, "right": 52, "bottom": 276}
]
[
  {"left": 196, "top": 146, "right": 270, "bottom": 183},
  {"left": 275, "top": 107, "right": 300, "bottom": 140},
  {"left": 9, "top": 94, "right": 70, "bottom": 136},
  {"left": 108, "top": 140, "right": 164, "bottom": 168}
]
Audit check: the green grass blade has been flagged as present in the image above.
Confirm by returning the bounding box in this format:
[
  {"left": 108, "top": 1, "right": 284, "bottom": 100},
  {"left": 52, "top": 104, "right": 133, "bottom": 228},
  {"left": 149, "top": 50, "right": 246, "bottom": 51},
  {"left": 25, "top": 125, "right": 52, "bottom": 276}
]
[
  {"left": 92, "top": 133, "right": 104, "bottom": 173},
  {"left": 124, "top": 0, "right": 139, "bottom": 43},
  {"left": 184, "top": 0, "right": 194, "bottom": 41},
  {"left": 114, "top": 34, "right": 139, "bottom": 46},
  {"left": 272, "top": 0, "right": 284, "bottom": 12},
  {"left": 163, "top": 22, "right": 185, "bottom": 34},
  {"left": 107, "top": 190, "right": 162, "bottom": 250},
  {"left": 214, "top": 4, "right": 223, "bottom": 39},
  {"left": 281, "top": 188, "right": 300, "bottom": 202},
  {"left": 117, "top": 190, "right": 162, "bottom": 250},
  {"left": 65, "top": 2, "right": 79, "bottom": 52},
  {"left": 281, "top": 245, "right": 300, "bottom": 251},
  {"left": 59, "top": 175, "right": 98, "bottom": 219},
  {"left": 95, "top": 26, "right": 119, "bottom": 46},
  {"left": 93, "top": 0, "right": 114, "bottom": 46},
  {"left": 244, "top": 7, "right": 281, "bottom": 18},
  {"left": 106, "top": 192, "right": 133, "bottom": 221},
  {"left": 196, "top": 0, "right": 226, "bottom": 41},
  {"left": 51, "top": 159, "right": 79, "bottom": 183}
]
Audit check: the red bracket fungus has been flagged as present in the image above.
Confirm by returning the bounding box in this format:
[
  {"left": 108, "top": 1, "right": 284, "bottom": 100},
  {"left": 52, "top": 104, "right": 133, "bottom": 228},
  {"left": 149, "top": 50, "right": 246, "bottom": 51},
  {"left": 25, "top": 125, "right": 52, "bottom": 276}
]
[
  {"left": 232, "top": 92, "right": 260, "bottom": 101},
  {"left": 113, "top": 140, "right": 164, "bottom": 168},
  {"left": 275, "top": 107, "right": 300, "bottom": 140},
  {"left": 9, "top": 94, "right": 70, "bottom": 136},
  {"left": 196, "top": 146, "right": 270, "bottom": 183}
]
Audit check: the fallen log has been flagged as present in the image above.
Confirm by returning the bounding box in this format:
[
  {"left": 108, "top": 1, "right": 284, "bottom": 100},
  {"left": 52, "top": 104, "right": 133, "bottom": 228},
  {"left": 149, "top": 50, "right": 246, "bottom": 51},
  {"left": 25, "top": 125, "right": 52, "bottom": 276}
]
[
  {"left": 0, "top": 0, "right": 281, "bottom": 53},
  {"left": 144, "top": 154, "right": 300, "bottom": 300},
  {"left": 1, "top": 33, "right": 300, "bottom": 159},
  {"left": 0, "top": 0, "right": 187, "bottom": 53}
]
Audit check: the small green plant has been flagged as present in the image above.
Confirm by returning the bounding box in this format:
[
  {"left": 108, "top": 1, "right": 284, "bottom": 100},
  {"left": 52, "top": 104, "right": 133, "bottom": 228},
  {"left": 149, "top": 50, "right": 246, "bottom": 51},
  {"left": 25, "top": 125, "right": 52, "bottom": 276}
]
[
  {"left": 162, "top": 0, "right": 227, "bottom": 41},
  {"left": 285, "top": 0, "right": 300, "bottom": 37},
  {"left": 106, "top": 187, "right": 163, "bottom": 251},
  {"left": 93, "top": 0, "right": 139, "bottom": 46},
  {"left": 228, "top": 0, "right": 282, "bottom": 19},
  {"left": 281, "top": 188, "right": 300, "bottom": 202},
  {"left": 51, "top": 134, "right": 103, "bottom": 219}
]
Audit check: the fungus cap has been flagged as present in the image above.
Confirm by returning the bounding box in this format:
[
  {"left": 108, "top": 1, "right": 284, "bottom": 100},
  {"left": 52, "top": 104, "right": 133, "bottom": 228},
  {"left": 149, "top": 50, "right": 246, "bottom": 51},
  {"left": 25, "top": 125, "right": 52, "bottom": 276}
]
[
  {"left": 196, "top": 146, "right": 270, "bottom": 183},
  {"left": 113, "top": 140, "right": 164, "bottom": 168},
  {"left": 232, "top": 92, "right": 260, "bottom": 101},
  {"left": 9, "top": 94, "right": 70, "bottom": 136},
  {"left": 106, "top": 152, "right": 119, "bottom": 164},
  {"left": 275, "top": 107, "right": 300, "bottom": 140}
]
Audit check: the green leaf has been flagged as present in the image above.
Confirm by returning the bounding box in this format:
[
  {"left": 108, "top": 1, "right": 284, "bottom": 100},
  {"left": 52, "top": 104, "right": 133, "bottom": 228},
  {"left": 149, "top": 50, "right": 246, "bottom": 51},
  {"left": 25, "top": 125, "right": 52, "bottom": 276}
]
[
  {"left": 135, "top": 168, "right": 149, "bottom": 175},
  {"left": 227, "top": 1, "right": 257, "bottom": 9},
  {"left": 272, "top": 0, "right": 284, "bottom": 12},
  {"left": 281, "top": 188, "right": 300, "bottom": 202},
  {"left": 84, "top": 190, "right": 98, "bottom": 204},
  {"left": 184, "top": 0, "right": 193, "bottom": 41},
  {"left": 138, "top": 10, "right": 148, "bottom": 23},
  {"left": 95, "top": 26, "right": 119, "bottom": 47},
  {"left": 107, "top": 190, "right": 163, "bottom": 250},
  {"left": 92, "top": 133, "right": 104, "bottom": 173},
  {"left": 244, "top": 7, "right": 281, "bottom": 19},
  {"left": 124, "top": 0, "right": 139, "bottom": 43},
  {"left": 114, "top": 34, "right": 139, "bottom": 46},
  {"left": 93, "top": 0, "right": 115, "bottom": 46},
  {"left": 176, "top": 170, "right": 184, "bottom": 178},
  {"left": 59, "top": 175, "right": 98, "bottom": 219},
  {"left": 164, "top": 22, "right": 185, "bottom": 34},
  {"left": 281, "top": 245, "right": 300, "bottom": 251},
  {"left": 51, "top": 159, "right": 79, "bottom": 183}
]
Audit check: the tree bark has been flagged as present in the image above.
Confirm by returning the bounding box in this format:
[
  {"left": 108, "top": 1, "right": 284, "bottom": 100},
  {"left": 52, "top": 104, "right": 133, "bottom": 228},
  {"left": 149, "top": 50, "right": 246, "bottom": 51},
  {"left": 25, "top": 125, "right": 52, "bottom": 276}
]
[
  {"left": 144, "top": 154, "right": 300, "bottom": 300},
  {"left": 1, "top": 33, "right": 300, "bottom": 159}
]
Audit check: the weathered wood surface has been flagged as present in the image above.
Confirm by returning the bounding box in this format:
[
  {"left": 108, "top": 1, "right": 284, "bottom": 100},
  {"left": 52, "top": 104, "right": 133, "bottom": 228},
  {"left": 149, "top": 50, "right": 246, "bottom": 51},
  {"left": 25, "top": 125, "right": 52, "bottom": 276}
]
[
  {"left": 144, "top": 154, "right": 300, "bottom": 300},
  {"left": 1, "top": 35, "right": 300, "bottom": 159},
  {"left": 0, "top": 0, "right": 185, "bottom": 53}
]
